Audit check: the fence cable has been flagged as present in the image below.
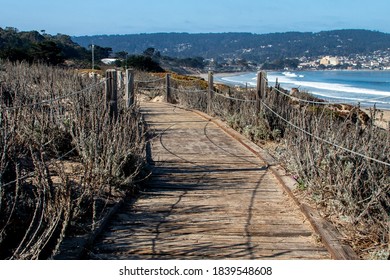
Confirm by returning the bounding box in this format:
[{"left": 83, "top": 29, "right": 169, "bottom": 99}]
[
  {"left": 170, "top": 76, "right": 202, "bottom": 83},
  {"left": 272, "top": 86, "right": 338, "bottom": 105},
  {"left": 213, "top": 91, "right": 256, "bottom": 103},
  {"left": 134, "top": 77, "right": 165, "bottom": 84},
  {"left": 172, "top": 87, "right": 207, "bottom": 94},
  {"left": 137, "top": 86, "right": 164, "bottom": 91},
  {"left": 260, "top": 100, "right": 390, "bottom": 167},
  {"left": 1, "top": 79, "right": 107, "bottom": 111}
]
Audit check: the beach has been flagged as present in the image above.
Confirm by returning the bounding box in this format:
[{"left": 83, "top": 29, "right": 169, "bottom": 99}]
[
  {"left": 196, "top": 71, "right": 390, "bottom": 129},
  {"left": 363, "top": 108, "right": 390, "bottom": 129}
]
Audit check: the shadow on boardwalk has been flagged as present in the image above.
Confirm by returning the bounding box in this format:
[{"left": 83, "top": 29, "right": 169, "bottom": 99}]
[{"left": 88, "top": 102, "right": 330, "bottom": 260}]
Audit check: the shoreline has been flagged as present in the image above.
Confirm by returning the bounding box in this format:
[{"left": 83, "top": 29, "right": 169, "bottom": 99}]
[
  {"left": 194, "top": 71, "right": 390, "bottom": 129},
  {"left": 197, "top": 69, "right": 390, "bottom": 78}
]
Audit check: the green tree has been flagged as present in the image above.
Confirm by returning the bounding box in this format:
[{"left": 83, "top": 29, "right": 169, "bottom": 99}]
[
  {"left": 115, "top": 51, "right": 128, "bottom": 59},
  {"left": 91, "top": 45, "right": 112, "bottom": 60},
  {"left": 124, "top": 55, "right": 164, "bottom": 72},
  {"left": 143, "top": 47, "right": 156, "bottom": 57},
  {"left": 31, "top": 41, "right": 64, "bottom": 65},
  {"left": 1, "top": 47, "right": 32, "bottom": 62}
]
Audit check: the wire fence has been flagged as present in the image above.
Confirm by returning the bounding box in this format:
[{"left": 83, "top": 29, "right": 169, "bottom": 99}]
[
  {"left": 138, "top": 72, "right": 389, "bottom": 163},
  {"left": 1, "top": 79, "right": 107, "bottom": 111}
]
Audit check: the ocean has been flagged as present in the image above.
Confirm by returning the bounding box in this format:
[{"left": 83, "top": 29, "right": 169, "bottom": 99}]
[{"left": 216, "top": 71, "right": 390, "bottom": 110}]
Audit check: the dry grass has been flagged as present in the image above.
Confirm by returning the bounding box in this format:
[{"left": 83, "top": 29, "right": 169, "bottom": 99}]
[
  {"left": 0, "top": 61, "right": 146, "bottom": 259},
  {"left": 265, "top": 89, "right": 389, "bottom": 259}
]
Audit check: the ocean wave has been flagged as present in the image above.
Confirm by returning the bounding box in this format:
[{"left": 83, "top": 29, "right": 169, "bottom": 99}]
[
  {"left": 281, "top": 72, "right": 304, "bottom": 78},
  {"left": 221, "top": 76, "right": 257, "bottom": 86},
  {"left": 267, "top": 73, "right": 390, "bottom": 97},
  {"left": 293, "top": 80, "right": 390, "bottom": 97},
  {"left": 310, "top": 91, "right": 390, "bottom": 105},
  {"left": 282, "top": 71, "right": 299, "bottom": 78}
]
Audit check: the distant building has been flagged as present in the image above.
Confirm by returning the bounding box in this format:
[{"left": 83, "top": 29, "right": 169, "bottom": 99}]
[
  {"left": 101, "top": 58, "right": 118, "bottom": 65},
  {"left": 370, "top": 61, "right": 380, "bottom": 67},
  {"left": 320, "top": 56, "right": 340, "bottom": 66}
]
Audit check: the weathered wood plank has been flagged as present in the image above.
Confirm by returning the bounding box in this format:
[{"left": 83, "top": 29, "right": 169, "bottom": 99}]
[{"left": 301, "top": 204, "right": 359, "bottom": 260}]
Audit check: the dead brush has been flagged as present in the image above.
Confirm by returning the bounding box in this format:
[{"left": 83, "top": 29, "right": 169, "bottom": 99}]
[
  {"left": 0, "top": 61, "right": 146, "bottom": 259},
  {"left": 263, "top": 88, "right": 390, "bottom": 259}
]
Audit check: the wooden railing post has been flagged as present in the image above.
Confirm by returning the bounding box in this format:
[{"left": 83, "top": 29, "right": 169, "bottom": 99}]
[
  {"left": 256, "top": 71, "right": 267, "bottom": 115},
  {"left": 105, "top": 69, "right": 118, "bottom": 121},
  {"left": 125, "top": 69, "right": 134, "bottom": 108},
  {"left": 117, "top": 71, "right": 123, "bottom": 90},
  {"left": 165, "top": 73, "right": 171, "bottom": 103},
  {"left": 256, "top": 71, "right": 262, "bottom": 115},
  {"left": 275, "top": 77, "right": 280, "bottom": 89},
  {"left": 263, "top": 71, "right": 268, "bottom": 99},
  {"left": 207, "top": 71, "right": 214, "bottom": 115}
]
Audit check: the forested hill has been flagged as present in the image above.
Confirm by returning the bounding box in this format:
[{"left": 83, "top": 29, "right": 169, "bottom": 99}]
[
  {"left": 73, "top": 29, "right": 390, "bottom": 62},
  {"left": 0, "top": 27, "right": 90, "bottom": 65},
  {"left": 0, "top": 27, "right": 115, "bottom": 67}
]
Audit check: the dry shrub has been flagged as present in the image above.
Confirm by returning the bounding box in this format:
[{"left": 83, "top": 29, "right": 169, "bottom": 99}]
[
  {"left": 280, "top": 103, "right": 389, "bottom": 259},
  {"left": 0, "top": 61, "right": 146, "bottom": 259}
]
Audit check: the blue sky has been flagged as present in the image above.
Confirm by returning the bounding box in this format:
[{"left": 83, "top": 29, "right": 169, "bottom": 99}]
[{"left": 1, "top": 0, "right": 389, "bottom": 35}]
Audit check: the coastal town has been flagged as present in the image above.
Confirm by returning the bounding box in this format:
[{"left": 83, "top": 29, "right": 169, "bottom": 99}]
[
  {"left": 206, "top": 49, "right": 390, "bottom": 72},
  {"left": 298, "top": 49, "right": 390, "bottom": 70}
]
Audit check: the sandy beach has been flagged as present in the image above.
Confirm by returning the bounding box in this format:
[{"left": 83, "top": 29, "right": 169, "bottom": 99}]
[{"left": 362, "top": 108, "right": 390, "bottom": 129}]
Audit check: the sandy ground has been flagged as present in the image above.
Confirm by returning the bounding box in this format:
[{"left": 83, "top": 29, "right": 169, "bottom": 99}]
[{"left": 362, "top": 108, "right": 390, "bottom": 130}]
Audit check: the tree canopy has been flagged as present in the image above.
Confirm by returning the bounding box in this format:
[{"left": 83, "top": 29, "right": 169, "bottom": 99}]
[
  {"left": 0, "top": 27, "right": 89, "bottom": 65},
  {"left": 124, "top": 55, "right": 164, "bottom": 72},
  {"left": 73, "top": 30, "right": 390, "bottom": 63}
]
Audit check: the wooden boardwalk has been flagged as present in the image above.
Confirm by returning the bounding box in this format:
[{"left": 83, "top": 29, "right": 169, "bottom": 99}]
[{"left": 88, "top": 102, "right": 330, "bottom": 260}]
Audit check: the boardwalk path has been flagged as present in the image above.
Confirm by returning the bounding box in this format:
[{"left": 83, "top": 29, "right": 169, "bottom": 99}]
[{"left": 89, "top": 102, "right": 330, "bottom": 259}]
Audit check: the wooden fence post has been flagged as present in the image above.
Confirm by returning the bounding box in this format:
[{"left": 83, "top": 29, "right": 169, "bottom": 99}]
[
  {"left": 256, "top": 71, "right": 267, "bottom": 115},
  {"left": 105, "top": 69, "right": 118, "bottom": 121},
  {"left": 275, "top": 77, "right": 280, "bottom": 89},
  {"left": 117, "top": 71, "right": 123, "bottom": 90},
  {"left": 207, "top": 71, "right": 214, "bottom": 115},
  {"left": 165, "top": 73, "right": 171, "bottom": 103},
  {"left": 125, "top": 69, "right": 134, "bottom": 108},
  {"left": 256, "top": 71, "right": 262, "bottom": 115},
  {"left": 263, "top": 71, "right": 268, "bottom": 98}
]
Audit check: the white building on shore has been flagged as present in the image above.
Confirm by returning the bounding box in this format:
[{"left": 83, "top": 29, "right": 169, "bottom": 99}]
[{"left": 320, "top": 56, "right": 340, "bottom": 66}]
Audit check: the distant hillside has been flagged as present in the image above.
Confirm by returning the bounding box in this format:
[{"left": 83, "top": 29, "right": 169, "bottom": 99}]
[
  {"left": 73, "top": 30, "right": 390, "bottom": 62},
  {"left": 0, "top": 27, "right": 92, "bottom": 65}
]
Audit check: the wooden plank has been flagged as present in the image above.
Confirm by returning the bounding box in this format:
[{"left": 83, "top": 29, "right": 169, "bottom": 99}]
[
  {"left": 125, "top": 69, "right": 134, "bottom": 108},
  {"left": 301, "top": 204, "right": 359, "bottom": 260}
]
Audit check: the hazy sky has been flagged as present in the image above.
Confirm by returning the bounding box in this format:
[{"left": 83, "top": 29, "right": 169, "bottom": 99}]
[{"left": 1, "top": 0, "right": 389, "bottom": 35}]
